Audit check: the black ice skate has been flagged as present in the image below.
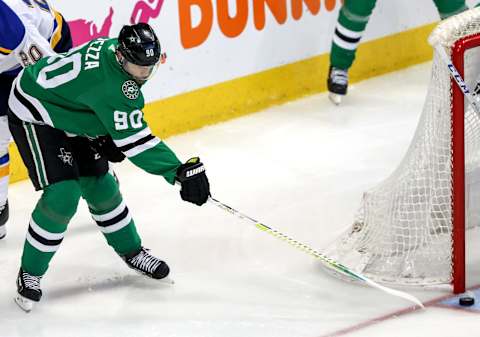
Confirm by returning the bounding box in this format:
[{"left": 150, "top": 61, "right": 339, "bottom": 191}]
[
  {"left": 121, "top": 247, "right": 170, "bottom": 280},
  {"left": 15, "top": 268, "right": 42, "bottom": 312},
  {"left": 0, "top": 200, "right": 9, "bottom": 239},
  {"left": 327, "top": 66, "right": 349, "bottom": 105}
]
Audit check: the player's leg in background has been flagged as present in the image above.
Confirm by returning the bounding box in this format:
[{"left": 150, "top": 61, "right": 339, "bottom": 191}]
[
  {"left": 432, "top": 0, "right": 468, "bottom": 19},
  {"left": 0, "top": 74, "right": 16, "bottom": 239},
  {"left": 328, "top": 0, "right": 377, "bottom": 105},
  {"left": 0, "top": 116, "right": 10, "bottom": 232},
  {"left": 79, "top": 173, "right": 170, "bottom": 280}
]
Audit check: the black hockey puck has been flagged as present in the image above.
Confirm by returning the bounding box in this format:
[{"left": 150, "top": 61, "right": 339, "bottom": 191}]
[{"left": 459, "top": 296, "right": 475, "bottom": 306}]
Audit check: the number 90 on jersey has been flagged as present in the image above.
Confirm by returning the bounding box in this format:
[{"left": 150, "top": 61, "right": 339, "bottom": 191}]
[{"left": 114, "top": 110, "right": 143, "bottom": 130}]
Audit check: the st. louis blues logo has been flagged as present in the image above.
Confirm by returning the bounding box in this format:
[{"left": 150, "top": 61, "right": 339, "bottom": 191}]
[{"left": 122, "top": 80, "right": 139, "bottom": 100}]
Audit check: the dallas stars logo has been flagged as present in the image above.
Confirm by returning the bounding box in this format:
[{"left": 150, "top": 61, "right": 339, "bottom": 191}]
[
  {"left": 58, "top": 148, "right": 73, "bottom": 166},
  {"left": 122, "top": 80, "right": 139, "bottom": 100}
]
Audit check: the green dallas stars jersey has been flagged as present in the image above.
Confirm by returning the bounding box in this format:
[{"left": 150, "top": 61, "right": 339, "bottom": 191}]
[{"left": 8, "top": 37, "right": 181, "bottom": 183}]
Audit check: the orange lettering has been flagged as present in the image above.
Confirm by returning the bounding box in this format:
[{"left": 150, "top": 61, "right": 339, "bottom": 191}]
[
  {"left": 324, "top": 0, "right": 337, "bottom": 11},
  {"left": 291, "top": 0, "right": 320, "bottom": 20},
  {"left": 179, "top": 0, "right": 213, "bottom": 49},
  {"left": 217, "top": 0, "right": 249, "bottom": 38},
  {"left": 253, "top": 0, "right": 287, "bottom": 31}
]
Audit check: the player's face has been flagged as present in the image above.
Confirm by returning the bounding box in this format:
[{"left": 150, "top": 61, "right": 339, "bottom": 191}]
[{"left": 123, "top": 61, "right": 158, "bottom": 82}]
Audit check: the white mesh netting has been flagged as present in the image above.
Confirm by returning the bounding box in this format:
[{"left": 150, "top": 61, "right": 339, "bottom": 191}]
[{"left": 324, "top": 8, "right": 480, "bottom": 287}]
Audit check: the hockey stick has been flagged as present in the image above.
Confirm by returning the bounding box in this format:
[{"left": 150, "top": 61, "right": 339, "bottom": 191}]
[
  {"left": 434, "top": 44, "right": 480, "bottom": 115},
  {"left": 206, "top": 195, "right": 424, "bottom": 308}
]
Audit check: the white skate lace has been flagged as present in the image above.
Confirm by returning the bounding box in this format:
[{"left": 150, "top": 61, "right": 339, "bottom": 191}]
[
  {"left": 130, "top": 248, "right": 162, "bottom": 274},
  {"left": 22, "top": 272, "right": 41, "bottom": 291},
  {"left": 330, "top": 68, "right": 349, "bottom": 85}
]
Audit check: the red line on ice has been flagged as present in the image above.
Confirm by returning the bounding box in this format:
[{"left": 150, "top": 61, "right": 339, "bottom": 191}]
[{"left": 320, "top": 284, "right": 480, "bottom": 337}]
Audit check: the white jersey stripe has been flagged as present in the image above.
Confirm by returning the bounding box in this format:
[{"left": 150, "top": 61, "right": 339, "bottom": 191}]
[
  {"left": 113, "top": 127, "right": 154, "bottom": 147},
  {"left": 22, "top": 123, "right": 44, "bottom": 188},
  {"left": 8, "top": 76, "right": 39, "bottom": 124},
  {"left": 16, "top": 79, "right": 54, "bottom": 126},
  {"left": 123, "top": 138, "right": 161, "bottom": 158}
]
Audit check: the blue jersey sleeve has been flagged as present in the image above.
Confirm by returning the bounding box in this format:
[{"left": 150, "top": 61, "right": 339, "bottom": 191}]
[{"left": 0, "top": 1, "right": 26, "bottom": 55}]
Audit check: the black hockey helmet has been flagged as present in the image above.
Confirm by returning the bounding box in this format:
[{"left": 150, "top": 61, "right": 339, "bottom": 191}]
[{"left": 118, "top": 23, "right": 161, "bottom": 66}]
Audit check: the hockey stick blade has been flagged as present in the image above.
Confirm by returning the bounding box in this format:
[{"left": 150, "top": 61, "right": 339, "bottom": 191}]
[{"left": 207, "top": 196, "right": 424, "bottom": 308}]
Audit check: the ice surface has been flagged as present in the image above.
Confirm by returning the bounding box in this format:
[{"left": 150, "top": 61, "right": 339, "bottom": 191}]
[{"left": 1, "top": 63, "right": 479, "bottom": 337}]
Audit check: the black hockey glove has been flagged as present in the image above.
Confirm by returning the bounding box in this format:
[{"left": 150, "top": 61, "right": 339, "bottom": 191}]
[
  {"left": 176, "top": 157, "right": 210, "bottom": 206},
  {"left": 92, "top": 136, "right": 126, "bottom": 163}
]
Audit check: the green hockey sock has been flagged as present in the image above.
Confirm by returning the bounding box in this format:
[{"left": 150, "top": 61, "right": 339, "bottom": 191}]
[
  {"left": 433, "top": 0, "right": 467, "bottom": 19},
  {"left": 79, "top": 174, "right": 141, "bottom": 256},
  {"left": 330, "top": 0, "right": 377, "bottom": 70},
  {"left": 21, "top": 180, "right": 81, "bottom": 276}
]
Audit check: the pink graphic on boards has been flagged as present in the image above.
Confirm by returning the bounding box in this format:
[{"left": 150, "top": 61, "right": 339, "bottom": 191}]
[
  {"left": 68, "top": 7, "right": 114, "bottom": 46},
  {"left": 130, "top": 0, "right": 165, "bottom": 24},
  {"left": 67, "top": 1, "right": 165, "bottom": 47}
]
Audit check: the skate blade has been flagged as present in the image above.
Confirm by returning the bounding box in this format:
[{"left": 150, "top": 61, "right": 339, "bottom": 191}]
[
  {"left": 14, "top": 294, "right": 35, "bottom": 312},
  {"left": 328, "top": 92, "right": 343, "bottom": 105},
  {"left": 132, "top": 271, "right": 175, "bottom": 285}
]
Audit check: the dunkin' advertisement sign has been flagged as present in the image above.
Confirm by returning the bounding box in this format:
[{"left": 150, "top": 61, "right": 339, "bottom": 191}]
[{"left": 58, "top": 0, "right": 442, "bottom": 101}]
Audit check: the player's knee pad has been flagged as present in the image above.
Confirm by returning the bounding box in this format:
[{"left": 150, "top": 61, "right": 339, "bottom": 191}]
[
  {"left": 38, "top": 180, "right": 82, "bottom": 221},
  {"left": 79, "top": 173, "right": 122, "bottom": 211}
]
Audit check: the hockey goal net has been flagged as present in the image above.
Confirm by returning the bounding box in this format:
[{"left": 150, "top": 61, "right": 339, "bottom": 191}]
[{"left": 324, "top": 8, "right": 480, "bottom": 294}]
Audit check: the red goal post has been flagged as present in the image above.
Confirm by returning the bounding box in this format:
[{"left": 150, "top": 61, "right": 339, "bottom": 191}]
[
  {"left": 324, "top": 8, "right": 480, "bottom": 294},
  {"left": 451, "top": 29, "right": 480, "bottom": 293}
]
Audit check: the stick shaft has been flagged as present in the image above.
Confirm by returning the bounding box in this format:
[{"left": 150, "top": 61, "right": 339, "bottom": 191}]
[
  {"left": 435, "top": 44, "right": 480, "bottom": 115},
  {"left": 208, "top": 197, "right": 424, "bottom": 308}
]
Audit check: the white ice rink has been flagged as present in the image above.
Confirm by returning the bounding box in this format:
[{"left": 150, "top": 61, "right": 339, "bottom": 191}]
[{"left": 2, "top": 62, "right": 480, "bottom": 337}]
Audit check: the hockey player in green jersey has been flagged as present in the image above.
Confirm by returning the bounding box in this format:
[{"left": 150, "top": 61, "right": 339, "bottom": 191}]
[
  {"left": 327, "top": 0, "right": 469, "bottom": 105},
  {"left": 7, "top": 23, "right": 210, "bottom": 312}
]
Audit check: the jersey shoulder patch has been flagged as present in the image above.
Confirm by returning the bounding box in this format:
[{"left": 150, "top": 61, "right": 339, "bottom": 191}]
[{"left": 122, "top": 80, "right": 139, "bottom": 100}]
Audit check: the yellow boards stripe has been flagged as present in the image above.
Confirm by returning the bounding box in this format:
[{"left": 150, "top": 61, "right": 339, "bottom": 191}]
[
  {"left": 144, "top": 23, "right": 436, "bottom": 139},
  {"left": 11, "top": 23, "right": 437, "bottom": 184}
]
